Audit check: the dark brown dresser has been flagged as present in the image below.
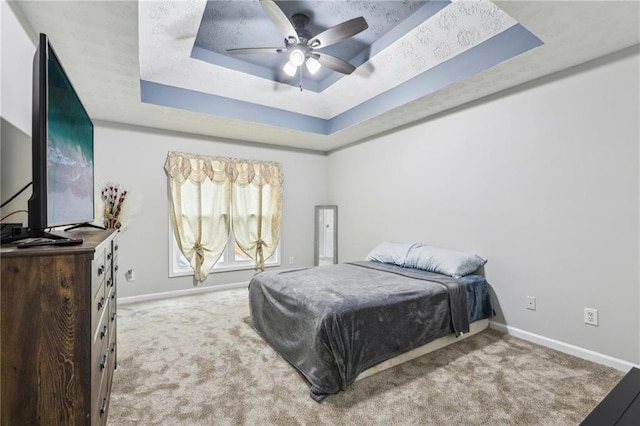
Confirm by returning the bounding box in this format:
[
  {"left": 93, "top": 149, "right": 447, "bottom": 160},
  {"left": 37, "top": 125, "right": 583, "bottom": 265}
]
[{"left": 1, "top": 229, "right": 118, "bottom": 425}]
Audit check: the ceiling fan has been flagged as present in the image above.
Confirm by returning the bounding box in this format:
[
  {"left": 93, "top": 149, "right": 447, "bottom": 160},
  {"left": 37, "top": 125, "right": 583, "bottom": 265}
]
[{"left": 227, "top": 0, "right": 368, "bottom": 89}]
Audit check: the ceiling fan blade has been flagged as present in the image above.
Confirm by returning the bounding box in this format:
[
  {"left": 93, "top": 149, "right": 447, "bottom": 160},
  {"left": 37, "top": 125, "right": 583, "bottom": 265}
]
[
  {"left": 308, "top": 17, "right": 368, "bottom": 49},
  {"left": 260, "top": 0, "right": 299, "bottom": 43},
  {"left": 226, "top": 47, "right": 284, "bottom": 55},
  {"left": 315, "top": 53, "right": 356, "bottom": 75}
]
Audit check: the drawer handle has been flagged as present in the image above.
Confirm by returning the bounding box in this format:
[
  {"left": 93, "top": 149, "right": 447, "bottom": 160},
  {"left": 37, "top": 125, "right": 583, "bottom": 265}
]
[
  {"left": 100, "top": 353, "right": 108, "bottom": 370},
  {"left": 114, "top": 265, "right": 119, "bottom": 272},
  {"left": 100, "top": 324, "right": 108, "bottom": 339},
  {"left": 97, "top": 266, "right": 104, "bottom": 276},
  {"left": 111, "top": 291, "right": 116, "bottom": 300},
  {"left": 111, "top": 312, "right": 117, "bottom": 322},
  {"left": 111, "top": 342, "right": 116, "bottom": 353},
  {"left": 114, "top": 244, "right": 119, "bottom": 251},
  {"left": 98, "top": 297, "right": 105, "bottom": 311},
  {"left": 107, "top": 278, "right": 113, "bottom": 287},
  {"left": 107, "top": 253, "right": 112, "bottom": 261},
  {"left": 100, "top": 397, "right": 107, "bottom": 415}
]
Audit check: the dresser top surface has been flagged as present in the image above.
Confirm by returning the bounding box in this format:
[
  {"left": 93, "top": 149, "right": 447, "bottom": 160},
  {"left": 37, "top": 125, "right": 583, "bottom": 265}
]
[{"left": 0, "top": 229, "right": 116, "bottom": 257}]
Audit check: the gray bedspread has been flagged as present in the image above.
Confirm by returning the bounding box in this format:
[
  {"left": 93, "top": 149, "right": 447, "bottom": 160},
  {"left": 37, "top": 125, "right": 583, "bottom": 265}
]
[{"left": 248, "top": 261, "right": 473, "bottom": 401}]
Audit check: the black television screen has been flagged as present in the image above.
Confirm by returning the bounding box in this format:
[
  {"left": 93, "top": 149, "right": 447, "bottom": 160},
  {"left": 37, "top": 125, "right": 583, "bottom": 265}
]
[
  {"left": 29, "top": 33, "right": 95, "bottom": 233},
  {"left": 44, "top": 37, "right": 94, "bottom": 226},
  {"left": 1, "top": 33, "right": 97, "bottom": 245}
]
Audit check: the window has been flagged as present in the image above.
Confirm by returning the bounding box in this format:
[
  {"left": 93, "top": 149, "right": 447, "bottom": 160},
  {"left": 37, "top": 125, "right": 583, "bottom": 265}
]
[
  {"left": 165, "top": 152, "right": 283, "bottom": 281},
  {"left": 169, "top": 221, "right": 280, "bottom": 277}
]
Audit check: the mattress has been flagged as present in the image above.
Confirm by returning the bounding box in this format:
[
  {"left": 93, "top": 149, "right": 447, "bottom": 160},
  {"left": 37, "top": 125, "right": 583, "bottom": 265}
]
[{"left": 249, "top": 261, "right": 493, "bottom": 400}]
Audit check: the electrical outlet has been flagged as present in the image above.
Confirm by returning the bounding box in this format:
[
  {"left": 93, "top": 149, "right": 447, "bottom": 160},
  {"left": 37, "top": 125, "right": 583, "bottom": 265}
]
[
  {"left": 584, "top": 308, "right": 598, "bottom": 326},
  {"left": 125, "top": 269, "right": 135, "bottom": 282},
  {"left": 289, "top": 256, "right": 295, "bottom": 265},
  {"left": 526, "top": 296, "right": 536, "bottom": 311}
]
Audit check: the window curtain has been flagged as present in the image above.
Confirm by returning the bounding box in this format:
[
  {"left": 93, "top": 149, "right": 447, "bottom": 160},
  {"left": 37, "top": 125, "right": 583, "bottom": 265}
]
[
  {"left": 164, "top": 152, "right": 231, "bottom": 282},
  {"left": 165, "top": 152, "right": 283, "bottom": 280},
  {"left": 231, "top": 160, "right": 283, "bottom": 270}
]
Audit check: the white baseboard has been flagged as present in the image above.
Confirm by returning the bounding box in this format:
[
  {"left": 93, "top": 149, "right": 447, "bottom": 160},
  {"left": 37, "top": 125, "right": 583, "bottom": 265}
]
[
  {"left": 490, "top": 321, "right": 639, "bottom": 373},
  {"left": 118, "top": 291, "right": 639, "bottom": 372},
  {"left": 118, "top": 281, "right": 249, "bottom": 305}
]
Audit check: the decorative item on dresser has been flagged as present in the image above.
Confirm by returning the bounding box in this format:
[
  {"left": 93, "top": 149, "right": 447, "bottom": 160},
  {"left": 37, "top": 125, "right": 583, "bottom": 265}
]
[{"left": 1, "top": 229, "right": 119, "bottom": 425}]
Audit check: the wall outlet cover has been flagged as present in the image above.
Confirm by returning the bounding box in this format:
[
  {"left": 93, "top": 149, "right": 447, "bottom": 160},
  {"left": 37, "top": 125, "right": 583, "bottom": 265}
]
[
  {"left": 526, "top": 296, "right": 536, "bottom": 311},
  {"left": 584, "top": 308, "right": 598, "bottom": 326}
]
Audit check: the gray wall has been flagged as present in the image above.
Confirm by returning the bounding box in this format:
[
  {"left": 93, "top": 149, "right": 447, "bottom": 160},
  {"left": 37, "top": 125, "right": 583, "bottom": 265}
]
[
  {"left": 327, "top": 47, "right": 640, "bottom": 364},
  {"left": 1, "top": 118, "right": 31, "bottom": 221},
  {"left": 1, "top": 1, "right": 36, "bottom": 225},
  {"left": 93, "top": 121, "right": 328, "bottom": 298}
]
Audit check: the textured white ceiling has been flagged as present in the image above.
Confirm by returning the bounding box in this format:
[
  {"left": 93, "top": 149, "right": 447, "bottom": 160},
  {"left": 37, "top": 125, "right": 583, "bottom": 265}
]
[
  {"left": 191, "top": 1, "right": 427, "bottom": 86},
  {"left": 140, "top": 1, "right": 519, "bottom": 120},
  {"left": 10, "top": 1, "right": 640, "bottom": 152}
]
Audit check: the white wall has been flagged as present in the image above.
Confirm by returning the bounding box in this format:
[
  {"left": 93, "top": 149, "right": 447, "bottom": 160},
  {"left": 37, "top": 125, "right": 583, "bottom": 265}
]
[
  {"left": 1, "top": 0, "right": 36, "bottom": 221},
  {"left": 327, "top": 47, "right": 640, "bottom": 364},
  {"left": 1, "top": 0, "right": 34, "bottom": 134},
  {"left": 94, "top": 122, "right": 328, "bottom": 298}
]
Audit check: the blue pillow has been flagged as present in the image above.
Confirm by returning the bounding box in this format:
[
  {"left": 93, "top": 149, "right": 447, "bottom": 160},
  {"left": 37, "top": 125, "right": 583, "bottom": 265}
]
[
  {"left": 365, "top": 242, "right": 421, "bottom": 266},
  {"left": 405, "top": 245, "right": 487, "bottom": 278}
]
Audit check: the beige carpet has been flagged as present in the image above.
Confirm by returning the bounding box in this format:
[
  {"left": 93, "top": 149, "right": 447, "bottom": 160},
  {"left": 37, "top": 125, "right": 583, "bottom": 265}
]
[{"left": 108, "top": 288, "right": 622, "bottom": 425}]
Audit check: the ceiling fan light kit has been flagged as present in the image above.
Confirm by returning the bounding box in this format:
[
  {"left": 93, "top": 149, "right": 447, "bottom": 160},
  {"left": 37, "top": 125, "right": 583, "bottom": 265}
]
[
  {"left": 283, "top": 60, "right": 297, "bottom": 77},
  {"left": 283, "top": 47, "right": 320, "bottom": 77},
  {"left": 227, "top": 0, "right": 368, "bottom": 89},
  {"left": 289, "top": 49, "right": 305, "bottom": 67},
  {"left": 305, "top": 57, "right": 321, "bottom": 75}
]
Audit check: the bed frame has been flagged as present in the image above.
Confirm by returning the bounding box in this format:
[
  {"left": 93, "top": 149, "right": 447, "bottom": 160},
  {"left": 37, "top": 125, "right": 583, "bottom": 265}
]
[{"left": 355, "top": 318, "right": 489, "bottom": 381}]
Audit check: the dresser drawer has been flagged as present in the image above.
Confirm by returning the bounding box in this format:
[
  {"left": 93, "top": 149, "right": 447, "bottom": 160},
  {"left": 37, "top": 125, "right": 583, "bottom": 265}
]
[
  {"left": 106, "top": 246, "right": 113, "bottom": 269},
  {"left": 91, "top": 317, "right": 109, "bottom": 422},
  {"left": 91, "top": 279, "right": 107, "bottom": 345},
  {"left": 108, "top": 339, "right": 116, "bottom": 379},
  {"left": 92, "top": 365, "right": 111, "bottom": 426},
  {"left": 92, "top": 245, "right": 107, "bottom": 298},
  {"left": 108, "top": 287, "right": 116, "bottom": 337},
  {"left": 93, "top": 300, "right": 110, "bottom": 350},
  {"left": 111, "top": 237, "right": 119, "bottom": 282}
]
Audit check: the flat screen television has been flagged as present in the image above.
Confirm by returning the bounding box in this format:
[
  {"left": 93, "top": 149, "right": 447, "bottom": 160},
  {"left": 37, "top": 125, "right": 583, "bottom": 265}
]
[{"left": 3, "top": 33, "right": 97, "bottom": 243}]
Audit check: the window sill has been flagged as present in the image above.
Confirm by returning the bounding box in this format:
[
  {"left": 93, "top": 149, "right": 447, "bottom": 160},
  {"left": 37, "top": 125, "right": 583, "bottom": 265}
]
[{"left": 169, "top": 262, "right": 281, "bottom": 278}]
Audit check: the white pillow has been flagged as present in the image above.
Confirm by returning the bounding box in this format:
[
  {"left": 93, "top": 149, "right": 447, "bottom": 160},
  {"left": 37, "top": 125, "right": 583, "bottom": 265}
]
[
  {"left": 365, "top": 242, "right": 421, "bottom": 266},
  {"left": 405, "top": 245, "right": 487, "bottom": 278}
]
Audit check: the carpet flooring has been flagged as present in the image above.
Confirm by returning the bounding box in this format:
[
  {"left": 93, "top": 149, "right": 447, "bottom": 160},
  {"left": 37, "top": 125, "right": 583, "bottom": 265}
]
[{"left": 107, "top": 288, "right": 622, "bottom": 425}]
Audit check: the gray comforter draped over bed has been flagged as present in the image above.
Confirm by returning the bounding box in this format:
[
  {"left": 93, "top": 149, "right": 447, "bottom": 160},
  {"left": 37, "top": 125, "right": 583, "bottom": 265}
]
[{"left": 248, "top": 261, "right": 471, "bottom": 401}]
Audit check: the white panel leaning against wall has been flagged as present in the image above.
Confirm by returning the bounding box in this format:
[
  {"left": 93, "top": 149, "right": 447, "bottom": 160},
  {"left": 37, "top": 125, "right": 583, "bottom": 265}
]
[{"left": 164, "top": 151, "right": 283, "bottom": 281}]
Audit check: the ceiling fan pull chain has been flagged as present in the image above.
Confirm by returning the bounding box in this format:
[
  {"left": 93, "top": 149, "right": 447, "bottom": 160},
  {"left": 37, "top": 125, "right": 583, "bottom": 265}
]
[{"left": 299, "top": 70, "right": 303, "bottom": 92}]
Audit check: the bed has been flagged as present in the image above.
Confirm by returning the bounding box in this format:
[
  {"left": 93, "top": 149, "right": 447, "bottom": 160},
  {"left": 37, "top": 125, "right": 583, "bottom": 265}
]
[{"left": 248, "top": 243, "right": 493, "bottom": 401}]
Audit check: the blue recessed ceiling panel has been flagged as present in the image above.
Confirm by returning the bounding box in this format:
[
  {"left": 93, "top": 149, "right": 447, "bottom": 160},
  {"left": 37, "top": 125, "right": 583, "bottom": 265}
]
[
  {"left": 191, "top": 1, "right": 446, "bottom": 93},
  {"left": 140, "top": 1, "right": 544, "bottom": 136}
]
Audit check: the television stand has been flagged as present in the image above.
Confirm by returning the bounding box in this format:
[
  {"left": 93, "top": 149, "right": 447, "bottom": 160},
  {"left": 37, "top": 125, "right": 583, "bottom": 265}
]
[
  {"left": 0, "top": 229, "right": 67, "bottom": 245},
  {"left": 64, "top": 222, "right": 106, "bottom": 231}
]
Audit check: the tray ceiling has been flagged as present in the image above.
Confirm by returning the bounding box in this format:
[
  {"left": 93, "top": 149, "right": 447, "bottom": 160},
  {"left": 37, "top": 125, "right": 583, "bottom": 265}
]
[
  {"left": 9, "top": 1, "right": 640, "bottom": 152},
  {"left": 139, "top": 0, "right": 541, "bottom": 135}
]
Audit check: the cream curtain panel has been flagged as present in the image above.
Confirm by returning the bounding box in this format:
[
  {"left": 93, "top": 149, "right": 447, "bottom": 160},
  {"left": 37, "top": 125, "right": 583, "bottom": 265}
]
[
  {"left": 164, "top": 151, "right": 283, "bottom": 282},
  {"left": 164, "top": 152, "right": 231, "bottom": 282},
  {"left": 231, "top": 160, "right": 283, "bottom": 270}
]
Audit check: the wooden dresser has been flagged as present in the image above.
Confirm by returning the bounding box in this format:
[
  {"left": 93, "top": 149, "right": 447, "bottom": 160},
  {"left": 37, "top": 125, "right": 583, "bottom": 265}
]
[{"left": 1, "top": 229, "right": 118, "bottom": 425}]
